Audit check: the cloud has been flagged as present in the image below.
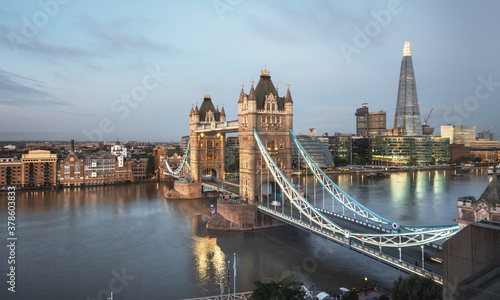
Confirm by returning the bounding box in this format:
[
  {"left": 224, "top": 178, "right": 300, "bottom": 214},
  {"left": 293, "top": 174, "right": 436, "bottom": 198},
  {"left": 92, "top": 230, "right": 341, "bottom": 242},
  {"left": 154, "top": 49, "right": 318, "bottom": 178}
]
[
  {"left": 0, "top": 15, "right": 175, "bottom": 64},
  {"left": 0, "top": 69, "right": 72, "bottom": 107}
]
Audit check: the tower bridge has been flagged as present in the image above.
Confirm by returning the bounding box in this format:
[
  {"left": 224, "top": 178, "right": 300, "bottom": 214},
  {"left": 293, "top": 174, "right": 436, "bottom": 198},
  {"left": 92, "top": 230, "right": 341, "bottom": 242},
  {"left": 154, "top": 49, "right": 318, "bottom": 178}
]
[{"left": 164, "top": 67, "right": 458, "bottom": 284}]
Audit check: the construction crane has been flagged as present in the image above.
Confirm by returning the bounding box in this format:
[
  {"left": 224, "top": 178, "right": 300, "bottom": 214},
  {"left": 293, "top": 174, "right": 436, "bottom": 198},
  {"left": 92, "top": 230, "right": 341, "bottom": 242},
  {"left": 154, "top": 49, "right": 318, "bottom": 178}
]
[
  {"left": 423, "top": 107, "right": 434, "bottom": 125},
  {"left": 422, "top": 107, "right": 435, "bottom": 135}
]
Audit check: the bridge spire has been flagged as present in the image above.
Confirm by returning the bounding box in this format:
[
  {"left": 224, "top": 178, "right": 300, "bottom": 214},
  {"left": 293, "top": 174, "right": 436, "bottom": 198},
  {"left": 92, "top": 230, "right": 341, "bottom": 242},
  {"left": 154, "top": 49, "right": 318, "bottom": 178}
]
[
  {"left": 285, "top": 82, "right": 293, "bottom": 103},
  {"left": 194, "top": 101, "right": 199, "bottom": 114},
  {"left": 248, "top": 78, "right": 256, "bottom": 100},
  {"left": 238, "top": 82, "right": 245, "bottom": 103},
  {"left": 190, "top": 103, "right": 194, "bottom": 115},
  {"left": 220, "top": 103, "right": 226, "bottom": 116}
]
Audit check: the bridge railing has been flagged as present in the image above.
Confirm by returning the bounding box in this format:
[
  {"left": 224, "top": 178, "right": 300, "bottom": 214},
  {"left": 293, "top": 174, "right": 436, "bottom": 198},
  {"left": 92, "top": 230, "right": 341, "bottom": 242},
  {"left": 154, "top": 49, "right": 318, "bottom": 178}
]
[
  {"left": 183, "top": 291, "right": 253, "bottom": 300},
  {"left": 196, "top": 120, "right": 239, "bottom": 131}
]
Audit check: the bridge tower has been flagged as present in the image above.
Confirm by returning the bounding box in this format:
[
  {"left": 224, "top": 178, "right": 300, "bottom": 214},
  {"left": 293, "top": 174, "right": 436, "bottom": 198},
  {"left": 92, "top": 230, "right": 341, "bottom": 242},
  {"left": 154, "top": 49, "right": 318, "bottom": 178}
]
[
  {"left": 238, "top": 67, "right": 293, "bottom": 204},
  {"left": 189, "top": 93, "right": 226, "bottom": 182}
]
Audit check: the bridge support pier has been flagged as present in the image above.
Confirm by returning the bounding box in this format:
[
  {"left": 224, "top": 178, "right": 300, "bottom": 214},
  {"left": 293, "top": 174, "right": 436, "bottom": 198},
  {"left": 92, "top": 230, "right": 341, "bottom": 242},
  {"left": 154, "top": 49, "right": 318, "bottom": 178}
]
[{"left": 165, "top": 181, "right": 202, "bottom": 199}]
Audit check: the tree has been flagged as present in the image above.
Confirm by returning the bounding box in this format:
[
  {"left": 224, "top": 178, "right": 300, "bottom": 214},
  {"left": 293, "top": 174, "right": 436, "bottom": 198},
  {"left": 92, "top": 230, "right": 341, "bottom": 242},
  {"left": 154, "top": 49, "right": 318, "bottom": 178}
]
[
  {"left": 392, "top": 275, "right": 442, "bottom": 300},
  {"left": 341, "top": 290, "right": 359, "bottom": 300},
  {"left": 250, "top": 275, "right": 305, "bottom": 300},
  {"left": 146, "top": 154, "right": 155, "bottom": 178},
  {"left": 352, "top": 156, "right": 366, "bottom": 165},
  {"left": 334, "top": 157, "right": 349, "bottom": 166},
  {"left": 143, "top": 147, "right": 154, "bottom": 154}
]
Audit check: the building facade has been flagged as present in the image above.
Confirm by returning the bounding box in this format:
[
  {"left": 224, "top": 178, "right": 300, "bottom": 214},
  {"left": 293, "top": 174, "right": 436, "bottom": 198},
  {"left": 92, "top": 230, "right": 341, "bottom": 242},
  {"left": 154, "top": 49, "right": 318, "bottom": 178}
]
[
  {"left": 130, "top": 154, "right": 149, "bottom": 181},
  {"left": 189, "top": 93, "right": 226, "bottom": 182},
  {"left": 371, "top": 136, "right": 450, "bottom": 166},
  {"left": 238, "top": 67, "right": 293, "bottom": 204},
  {"left": 0, "top": 156, "right": 22, "bottom": 187},
  {"left": 355, "top": 104, "right": 387, "bottom": 137},
  {"left": 21, "top": 150, "right": 58, "bottom": 187},
  {"left": 327, "top": 133, "right": 352, "bottom": 165},
  {"left": 441, "top": 125, "right": 476, "bottom": 146},
  {"left": 293, "top": 135, "right": 333, "bottom": 169},
  {"left": 393, "top": 41, "right": 423, "bottom": 136},
  {"left": 225, "top": 136, "right": 239, "bottom": 173}
]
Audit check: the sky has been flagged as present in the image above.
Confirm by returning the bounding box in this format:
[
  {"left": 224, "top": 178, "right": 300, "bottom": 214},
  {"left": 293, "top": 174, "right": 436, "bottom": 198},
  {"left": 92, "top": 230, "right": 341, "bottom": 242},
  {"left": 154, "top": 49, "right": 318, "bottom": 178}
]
[{"left": 1, "top": 0, "right": 499, "bottom": 142}]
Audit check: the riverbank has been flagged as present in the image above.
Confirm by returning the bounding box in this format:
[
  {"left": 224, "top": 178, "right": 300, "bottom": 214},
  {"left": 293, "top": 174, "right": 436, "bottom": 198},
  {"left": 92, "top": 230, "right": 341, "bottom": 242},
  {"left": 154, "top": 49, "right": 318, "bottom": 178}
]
[{"left": 0, "top": 178, "right": 161, "bottom": 193}]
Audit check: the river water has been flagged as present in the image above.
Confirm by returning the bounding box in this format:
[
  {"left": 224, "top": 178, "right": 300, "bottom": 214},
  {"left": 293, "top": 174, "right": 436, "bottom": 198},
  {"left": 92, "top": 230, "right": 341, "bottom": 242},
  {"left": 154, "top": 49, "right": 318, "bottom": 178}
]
[{"left": 0, "top": 169, "right": 491, "bottom": 299}]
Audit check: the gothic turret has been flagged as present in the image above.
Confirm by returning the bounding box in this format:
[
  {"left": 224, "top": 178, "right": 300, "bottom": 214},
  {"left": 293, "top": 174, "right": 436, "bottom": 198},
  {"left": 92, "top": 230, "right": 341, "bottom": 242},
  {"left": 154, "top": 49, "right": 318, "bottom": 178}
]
[
  {"left": 248, "top": 79, "right": 256, "bottom": 101},
  {"left": 285, "top": 82, "right": 293, "bottom": 103},
  {"left": 238, "top": 83, "right": 245, "bottom": 103}
]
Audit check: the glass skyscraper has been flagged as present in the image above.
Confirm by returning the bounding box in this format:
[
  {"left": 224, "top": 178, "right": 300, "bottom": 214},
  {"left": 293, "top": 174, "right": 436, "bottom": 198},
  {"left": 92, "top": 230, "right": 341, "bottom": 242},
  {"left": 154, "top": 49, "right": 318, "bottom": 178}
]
[{"left": 394, "top": 41, "right": 423, "bottom": 136}]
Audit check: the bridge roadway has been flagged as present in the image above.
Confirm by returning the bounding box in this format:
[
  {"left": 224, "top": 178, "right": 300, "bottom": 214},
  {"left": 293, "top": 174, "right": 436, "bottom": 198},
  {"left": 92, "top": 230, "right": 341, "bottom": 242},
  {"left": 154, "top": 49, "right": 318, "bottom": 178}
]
[
  {"left": 201, "top": 178, "right": 240, "bottom": 196},
  {"left": 258, "top": 198, "right": 444, "bottom": 283}
]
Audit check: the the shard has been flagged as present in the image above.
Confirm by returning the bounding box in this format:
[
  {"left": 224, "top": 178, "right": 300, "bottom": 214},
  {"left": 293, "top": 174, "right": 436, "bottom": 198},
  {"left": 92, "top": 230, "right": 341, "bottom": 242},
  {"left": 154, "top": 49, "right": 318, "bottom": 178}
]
[{"left": 393, "top": 41, "right": 423, "bottom": 136}]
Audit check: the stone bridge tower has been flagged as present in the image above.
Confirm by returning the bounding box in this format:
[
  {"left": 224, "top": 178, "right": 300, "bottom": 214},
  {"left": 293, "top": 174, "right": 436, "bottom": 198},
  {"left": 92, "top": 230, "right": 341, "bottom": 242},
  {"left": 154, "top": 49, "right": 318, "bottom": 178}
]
[
  {"left": 189, "top": 93, "right": 226, "bottom": 182},
  {"left": 238, "top": 67, "right": 293, "bottom": 204}
]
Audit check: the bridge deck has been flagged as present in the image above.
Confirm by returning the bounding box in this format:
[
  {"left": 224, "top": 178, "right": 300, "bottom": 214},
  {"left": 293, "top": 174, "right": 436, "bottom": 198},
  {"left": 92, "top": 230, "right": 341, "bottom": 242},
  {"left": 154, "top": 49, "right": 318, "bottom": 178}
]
[{"left": 258, "top": 200, "right": 444, "bottom": 283}]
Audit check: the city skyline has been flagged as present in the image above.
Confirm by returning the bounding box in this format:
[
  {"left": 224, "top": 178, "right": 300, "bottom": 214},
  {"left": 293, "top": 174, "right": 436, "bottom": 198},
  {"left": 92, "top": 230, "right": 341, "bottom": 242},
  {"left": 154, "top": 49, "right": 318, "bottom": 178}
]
[{"left": 1, "top": 1, "right": 500, "bottom": 141}]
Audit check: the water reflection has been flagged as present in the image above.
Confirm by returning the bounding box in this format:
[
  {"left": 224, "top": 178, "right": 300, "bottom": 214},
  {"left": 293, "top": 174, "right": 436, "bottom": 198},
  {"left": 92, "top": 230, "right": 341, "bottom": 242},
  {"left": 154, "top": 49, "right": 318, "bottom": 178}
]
[
  {"left": 0, "top": 172, "right": 492, "bottom": 299},
  {"left": 297, "top": 170, "right": 490, "bottom": 226}
]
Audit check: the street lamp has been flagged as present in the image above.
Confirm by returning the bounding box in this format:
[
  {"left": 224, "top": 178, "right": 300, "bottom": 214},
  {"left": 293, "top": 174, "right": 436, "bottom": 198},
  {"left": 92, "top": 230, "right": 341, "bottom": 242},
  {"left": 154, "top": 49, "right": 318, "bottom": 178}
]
[{"left": 364, "top": 277, "right": 368, "bottom": 296}]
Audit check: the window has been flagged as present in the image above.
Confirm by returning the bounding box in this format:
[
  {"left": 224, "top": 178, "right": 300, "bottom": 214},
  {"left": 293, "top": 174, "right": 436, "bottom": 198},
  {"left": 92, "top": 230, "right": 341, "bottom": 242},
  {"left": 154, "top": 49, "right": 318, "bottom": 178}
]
[{"left": 266, "top": 139, "right": 276, "bottom": 150}]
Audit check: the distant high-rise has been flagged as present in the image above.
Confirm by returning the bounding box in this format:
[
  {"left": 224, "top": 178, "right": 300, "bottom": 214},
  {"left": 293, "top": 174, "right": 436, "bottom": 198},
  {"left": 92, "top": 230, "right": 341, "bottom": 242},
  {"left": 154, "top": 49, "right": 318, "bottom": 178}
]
[
  {"left": 393, "top": 41, "right": 423, "bottom": 136},
  {"left": 355, "top": 103, "right": 386, "bottom": 137}
]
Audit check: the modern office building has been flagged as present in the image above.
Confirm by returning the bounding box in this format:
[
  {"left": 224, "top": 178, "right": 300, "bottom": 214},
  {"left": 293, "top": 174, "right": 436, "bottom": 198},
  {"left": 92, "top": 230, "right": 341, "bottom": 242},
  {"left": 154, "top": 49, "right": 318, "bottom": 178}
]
[
  {"left": 441, "top": 125, "right": 476, "bottom": 146},
  {"left": 225, "top": 136, "right": 240, "bottom": 172},
  {"left": 327, "top": 133, "right": 353, "bottom": 165},
  {"left": 355, "top": 103, "right": 387, "bottom": 137},
  {"left": 371, "top": 136, "right": 449, "bottom": 166},
  {"left": 431, "top": 137, "right": 451, "bottom": 164},
  {"left": 352, "top": 137, "right": 370, "bottom": 164},
  {"left": 393, "top": 41, "right": 423, "bottom": 136},
  {"left": 293, "top": 135, "right": 333, "bottom": 169}
]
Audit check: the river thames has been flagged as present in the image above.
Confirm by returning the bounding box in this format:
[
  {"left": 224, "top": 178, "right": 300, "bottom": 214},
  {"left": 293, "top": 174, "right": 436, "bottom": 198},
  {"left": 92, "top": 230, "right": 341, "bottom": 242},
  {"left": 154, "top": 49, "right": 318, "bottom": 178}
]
[{"left": 0, "top": 169, "right": 492, "bottom": 299}]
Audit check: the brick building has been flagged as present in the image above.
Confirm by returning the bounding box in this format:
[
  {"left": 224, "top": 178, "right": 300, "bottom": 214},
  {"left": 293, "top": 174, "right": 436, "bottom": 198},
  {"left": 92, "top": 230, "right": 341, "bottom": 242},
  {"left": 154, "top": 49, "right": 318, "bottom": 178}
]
[
  {"left": 0, "top": 156, "right": 22, "bottom": 187},
  {"left": 21, "top": 150, "right": 58, "bottom": 187}
]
